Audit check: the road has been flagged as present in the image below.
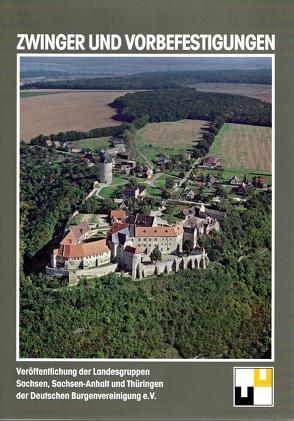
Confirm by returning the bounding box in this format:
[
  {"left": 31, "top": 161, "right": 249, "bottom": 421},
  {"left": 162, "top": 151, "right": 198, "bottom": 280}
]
[{"left": 178, "top": 157, "right": 201, "bottom": 188}]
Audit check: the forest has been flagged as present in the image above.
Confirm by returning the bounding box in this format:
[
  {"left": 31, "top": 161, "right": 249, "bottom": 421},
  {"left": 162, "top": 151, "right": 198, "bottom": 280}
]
[
  {"left": 22, "top": 68, "right": 271, "bottom": 90},
  {"left": 20, "top": 145, "right": 97, "bottom": 268},
  {"left": 111, "top": 88, "right": 272, "bottom": 126}
]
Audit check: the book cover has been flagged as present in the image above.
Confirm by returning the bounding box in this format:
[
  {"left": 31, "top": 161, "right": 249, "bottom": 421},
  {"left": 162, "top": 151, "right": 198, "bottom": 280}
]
[{"left": 0, "top": 0, "right": 293, "bottom": 419}]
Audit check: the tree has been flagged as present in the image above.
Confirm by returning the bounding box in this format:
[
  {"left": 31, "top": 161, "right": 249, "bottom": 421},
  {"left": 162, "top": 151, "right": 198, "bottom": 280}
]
[
  {"left": 165, "top": 177, "right": 175, "bottom": 189},
  {"left": 160, "top": 188, "right": 171, "bottom": 200},
  {"left": 183, "top": 239, "right": 193, "bottom": 255},
  {"left": 150, "top": 246, "right": 162, "bottom": 262},
  {"left": 128, "top": 176, "right": 137, "bottom": 188}
]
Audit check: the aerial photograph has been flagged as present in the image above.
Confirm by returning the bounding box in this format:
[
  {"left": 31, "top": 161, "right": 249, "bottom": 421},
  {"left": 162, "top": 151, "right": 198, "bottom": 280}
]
[{"left": 19, "top": 56, "right": 272, "bottom": 359}]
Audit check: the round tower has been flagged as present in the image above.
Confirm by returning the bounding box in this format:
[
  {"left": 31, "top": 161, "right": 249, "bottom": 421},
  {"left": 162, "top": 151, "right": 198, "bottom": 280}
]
[{"left": 98, "top": 150, "right": 112, "bottom": 184}]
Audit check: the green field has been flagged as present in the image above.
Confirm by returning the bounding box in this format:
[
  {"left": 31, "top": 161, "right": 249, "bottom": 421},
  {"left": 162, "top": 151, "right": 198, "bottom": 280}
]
[
  {"left": 99, "top": 175, "right": 128, "bottom": 198},
  {"left": 208, "top": 123, "right": 272, "bottom": 174},
  {"left": 202, "top": 168, "right": 272, "bottom": 183},
  {"left": 69, "top": 137, "right": 111, "bottom": 150},
  {"left": 145, "top": 185, "right": 161, "bottom": 198},
  {"left": 135, "top": 120, "right": 207, "bottom": 163},
  {"left": 153, "top": 174, "right": 180, "bottom": 188}
]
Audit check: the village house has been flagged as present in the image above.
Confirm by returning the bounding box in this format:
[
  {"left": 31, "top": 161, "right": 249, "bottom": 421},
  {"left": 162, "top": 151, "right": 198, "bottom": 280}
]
[
  {"left": 185, "top": 190, "right": 196, "bottom": 200},
  {"left": 178, "top": 204, "right": 226, "bottom": 224},
  {"left": 201, "top": 156, "right": 220, "bottom": 168},
  {"left": 109, "top": 209, "right": 126, "bottom": 224},
  {"left": 229, "top": 175, "right": 241, "bottom": 185},
  {"left": 234, "top": 182, "right": 249, "bottom": 196},
  {"left": 122, "top": 185, "right": 146, "bottom": 200},
  {"left": 144, "top": 167, "right": 153, "bottom": 179},
  {"left": 252, "top": 176, "right": 270, "bottom": 189},
  {"left": 184, "top": 152, "right": 192, "bottom": 160},
  {"left": 195, "top": 180, "right": 206, "bottom": 188},
  {"left": 204, "top": 174, "right": 220, "bottom": 185}
]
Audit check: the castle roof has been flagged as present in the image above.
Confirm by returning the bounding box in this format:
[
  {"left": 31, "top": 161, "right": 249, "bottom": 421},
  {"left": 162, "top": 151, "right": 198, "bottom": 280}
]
[
  {"left": 124, "top": 245, "right": 142, "bottom": 254},
  {"left": 71, "top": 221, "right": 90, "bottom": 239},
  {"left": 135, "top": 223, "right": 183, "bottom": 238},
  {"left": 60, "top": 221, "right": 90, "bottom": 245},
  {"left": 99, "top": 149, "right": 112, "bottom": 163},
  {"left": 108, "top": 222, "right": 129, "bottom": 235},
  {"left": 110, "top": 209, "right": 126, "bottom": 220},
  {"left": 56, "top": 239, "right": 110, "bottom": 258},
  {"left": 125, "top": 213, "right": 155, "bottom": 227}
]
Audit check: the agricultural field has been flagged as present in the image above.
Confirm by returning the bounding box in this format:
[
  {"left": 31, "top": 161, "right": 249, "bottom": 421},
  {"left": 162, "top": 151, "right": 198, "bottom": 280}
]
[
  {"left": 209, "top": 123, "right": 272, "bottom": 174},
  {"left": 192, "top": 83, "right": 272, "bottom": 103},
  {"left": 135, "top": 119, "right": 208, "bottom": 162},
  {"left": 20, "top": 90, "right": 132, "bottom": 142},
  {"left": 68, "top": 136, "right": 111, "bottom": 150}
]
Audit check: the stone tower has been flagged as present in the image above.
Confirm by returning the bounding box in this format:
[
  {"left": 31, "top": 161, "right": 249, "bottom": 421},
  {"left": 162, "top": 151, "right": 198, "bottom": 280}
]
[{"left": 98, "top": 150, "right": 112, "bottom": 184}]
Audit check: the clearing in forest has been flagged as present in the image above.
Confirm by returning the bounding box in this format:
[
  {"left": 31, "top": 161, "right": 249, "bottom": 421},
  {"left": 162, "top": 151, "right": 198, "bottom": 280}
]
[
  {"left": 209, "top": 123, "right": 272, "bottom": 174},
  {"left": 135, "top": 119, "right": 207, "bottom": 161}
]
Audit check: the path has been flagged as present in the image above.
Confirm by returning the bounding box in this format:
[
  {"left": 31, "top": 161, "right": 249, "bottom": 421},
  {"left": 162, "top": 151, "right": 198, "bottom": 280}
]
[
  {"left": 178, "top": 157, "right": 201, "bottom": 187},
  {"left": 138, "top": 151, "right": 153, "bottom": 168},
  {"left": 147, "top": 172, "right": 162, "bottom": 187}
]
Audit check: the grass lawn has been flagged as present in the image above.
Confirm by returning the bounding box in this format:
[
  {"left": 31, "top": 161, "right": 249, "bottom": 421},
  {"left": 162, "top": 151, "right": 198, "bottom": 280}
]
[
  {"left": 153, "top": 174, "right": 180, "bottom": 188},
  {"left": 69, "top": 136, "right": 111, "bottom": 150},
  {"left": 98, "top": 175, "right": 129, "bottom": 198},
  {"left": 145, "top": 185, "right": 162, "bottom": 198}
]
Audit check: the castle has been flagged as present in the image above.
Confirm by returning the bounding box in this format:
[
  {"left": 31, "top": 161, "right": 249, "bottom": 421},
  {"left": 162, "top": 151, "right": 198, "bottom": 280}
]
[{"left": 46, "top": 205, "right": 220, "bottom": 284}]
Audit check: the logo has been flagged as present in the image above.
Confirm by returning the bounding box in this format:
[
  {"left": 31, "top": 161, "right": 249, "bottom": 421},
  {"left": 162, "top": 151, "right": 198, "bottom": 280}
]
[{"left": 233, "top": 367, "right": 274, "bottom": 407}]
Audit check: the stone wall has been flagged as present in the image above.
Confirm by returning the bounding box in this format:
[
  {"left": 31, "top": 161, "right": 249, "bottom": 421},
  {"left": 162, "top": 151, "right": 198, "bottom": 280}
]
[
  {"left": 46, "top": 263, "right": 118, "bottom": 286},
  {"left": 131, "top": 249, "right": 209, "bottom": 279}
]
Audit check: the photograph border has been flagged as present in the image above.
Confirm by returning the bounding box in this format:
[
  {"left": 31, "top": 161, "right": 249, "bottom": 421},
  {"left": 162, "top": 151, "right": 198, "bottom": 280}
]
[{"left": 16, "top": 53, "right": 275, "bottom": 362}]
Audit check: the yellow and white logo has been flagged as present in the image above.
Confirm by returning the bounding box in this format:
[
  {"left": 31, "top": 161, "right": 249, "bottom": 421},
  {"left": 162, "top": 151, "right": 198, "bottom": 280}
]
[{"left": 234, "top": 367, "right": 274, "bottom": 407}]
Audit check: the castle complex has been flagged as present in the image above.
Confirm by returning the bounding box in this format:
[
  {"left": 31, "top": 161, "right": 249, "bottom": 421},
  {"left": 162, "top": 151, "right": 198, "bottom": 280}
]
[{"left": 46, "top": 204, "right": 221, "bottom": 284}]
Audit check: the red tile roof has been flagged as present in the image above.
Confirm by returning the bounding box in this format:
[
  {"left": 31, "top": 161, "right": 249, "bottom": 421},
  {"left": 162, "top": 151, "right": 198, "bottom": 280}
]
[
  {"left": 124, "top": 245, "right": 142, "bottom": 254},
  {"left": 204, "top": 156, "right": 217, "bottom": 165},
  {"left": 110, "top": 209, "right": 126, "bottom": 220},
  {"left": 108, "top": 222, "right": 129, "bottom": 235},
  {"left": 57, "top": 239, "right": 110, "bottom": 258},
  {"left": 135, "top": 224, "right": 183, "bottom": 238},
  {"left": 61, "top": 221, "right": 90, "bottom": 245},
  {"left": 71, "top": 221, "right": 90, "bottom": 240},
  {"left": 256, "top": 177, "right": 269, "bottom": 184},
  {"left": 60, "top": 231, "right": 77, "bottom": 246}
]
